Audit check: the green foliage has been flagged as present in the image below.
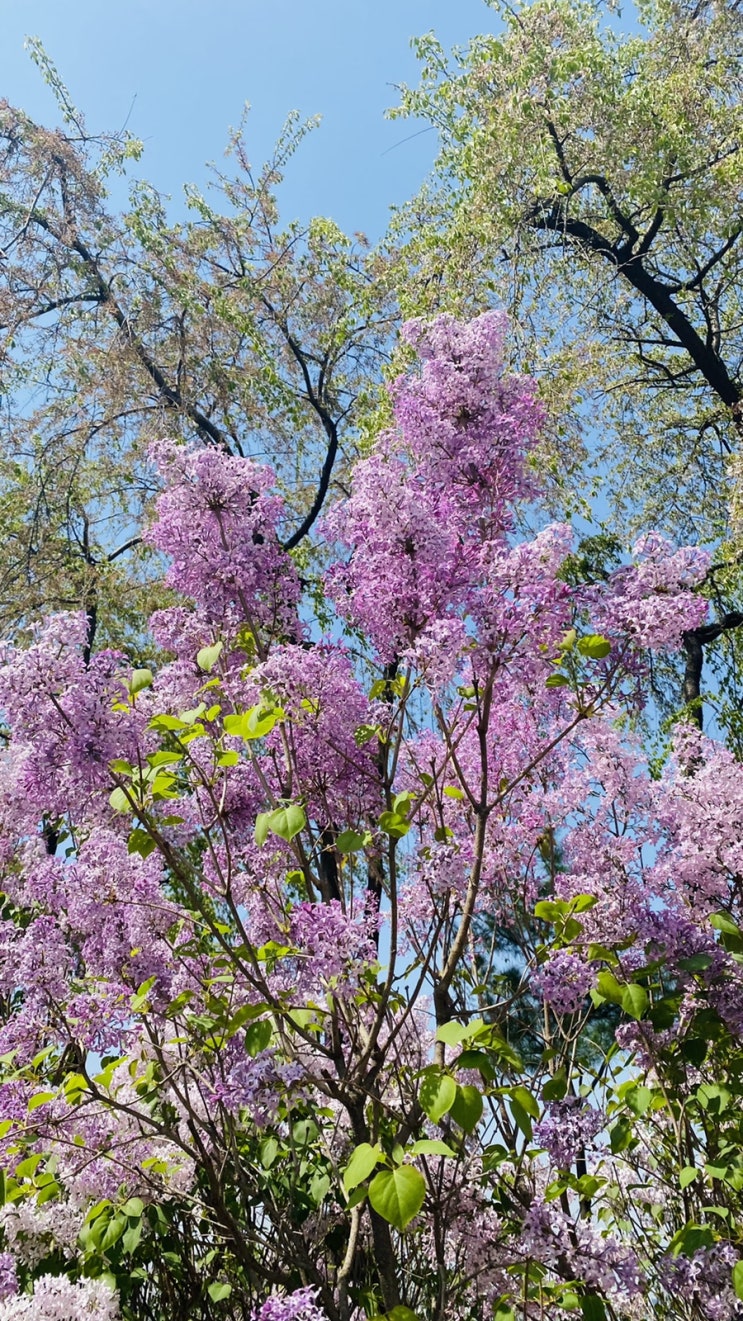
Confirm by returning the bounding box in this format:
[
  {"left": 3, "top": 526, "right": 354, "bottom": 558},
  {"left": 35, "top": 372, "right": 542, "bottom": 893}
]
[{"left": 367, "top": 1167, "right": 426, "bottom": 1231}]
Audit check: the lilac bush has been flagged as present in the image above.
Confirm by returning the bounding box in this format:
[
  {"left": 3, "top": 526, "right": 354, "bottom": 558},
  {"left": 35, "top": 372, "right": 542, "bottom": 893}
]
[{"left": 0, "top": 314, "right": 740, "bottom": 1319}]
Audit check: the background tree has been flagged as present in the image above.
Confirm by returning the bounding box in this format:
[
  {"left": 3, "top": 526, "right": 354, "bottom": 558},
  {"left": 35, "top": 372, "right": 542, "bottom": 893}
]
[
  {"left": 0, "top": 50, "right": 396, "bottom": 653},
  {"left": 391, "top": 0, "right": 743, "bottom": 728}
]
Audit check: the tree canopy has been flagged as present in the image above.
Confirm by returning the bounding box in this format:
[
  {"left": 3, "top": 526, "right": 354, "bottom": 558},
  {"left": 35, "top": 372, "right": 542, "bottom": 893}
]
[{"left": 0, "top": 58, "right": 395, "bottom": 651}]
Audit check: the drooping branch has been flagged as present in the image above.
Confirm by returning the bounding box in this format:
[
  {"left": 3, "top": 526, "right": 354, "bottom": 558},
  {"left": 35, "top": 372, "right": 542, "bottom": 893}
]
[
  {"left": 259, "top": 298, "right": 344, "bottom": 552},
  {"left": 532, "top": 206, "right": 743, "bottom": 432},
  {"left": 24, "top": 206, "right": 232, "bottom": 452}
]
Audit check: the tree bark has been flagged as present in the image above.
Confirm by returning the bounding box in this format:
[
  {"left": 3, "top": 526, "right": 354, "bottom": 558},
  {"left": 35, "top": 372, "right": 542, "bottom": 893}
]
[{"left": 682, "top": 612, "right": 743, "bottom": 728}]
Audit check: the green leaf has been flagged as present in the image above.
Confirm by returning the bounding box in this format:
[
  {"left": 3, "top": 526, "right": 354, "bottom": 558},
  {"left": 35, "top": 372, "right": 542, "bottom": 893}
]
[
  {"left": 151, "top": 750, "right": 184, "bottom": 769},
  {"left": 260, "top": 1137, "right": 279, "bottom": 1170},
  {"left": 669, "top": 1223, "right": 715, "bottom": 1257},
  {"left": 678, "top": 953, "right": 714, "bottom": 972},
  {"left": 149, "top": 714, "right": 189, "bottom": 731},
  {"left": 534, "top": 899, "right": 569, "bottom": 922},
  {"left": 443, "top": 785, "right": 465, "bottom": 800},
  {"left": 419, "top": 1072, "right": 457, "bottom": 1123},
  {"left": 732, "top": 1260, "right": 743, "bottom": 1302},
  {"left": 580, "top": 1296, "right": 606, "bottom": 1321},
  {"left": 487, "top": 1034, "right": 524, "bottom": 1071},
  {"left": 27, "top": 1091, "right": 55, "bottom": 1112},
  {"left": 150, "top": 773, "right": 177, "bottom": 800},
  {"left": 15, "top": 1154, "right": 42, "bottom": 1179},
  {"left": 102, "top": 1211, "right": 128, "bottom": 1251},
  {"left": 378, "top": 810, "right": 410, "bottom": 838},
  {"left": 450, "top": 1084, "right": 483, "bottom": 1133},
  {"left": 310, "top": 1172, "right": 330, "bottom": 1205},
  {"left": 354, "top": 723, "right": 381, "bottom": 746},
  {"left": 109, "top": 786, "right": 132, "bottom": 814},
  {"left": 254, "top": 812, "right": 272, "bottom": 847},
  {"left": 244, "top": 1018, "right": 272, "bottom": 1057},
  {"left": 587, "top": 943, "right": 617, "bottom": 963},
  {"left": 596, "top": 970, "right": 624, "bottom": 1005},
  {"left": 62, "top": 1072, "right": 88, "bottom": 1103},
  {"left": 576, "top": 1174, "right": 602, "bottom": 1198},
  {"left": 610, "top": 1116, "right": 633, "bottom": 1153},
  {"left": 122, "top": 1220, "right": 143, "bottom": 1255},
  {"left": 343, "top": 1142, "right": 382, "bottom": 1192},
  {"left": 621, "top": 983, "right": 649, "bottom": 1020},
  {"left": 126, "top": 829, "right": 155, "bottom": 861},
  {"left": 408, "top": 1139, "right": 456, "bottom": 1157},
  {"left": 179, "top": 702, "right": 207, "bottom": 725},
  {"left": 131, "top": 976, "right": 157, "bottom": 1013},
  {"left": 542, "top": 1071, "right": 567, "bottom": 1102},
  {"left": 207, "top": 1282, "right": 233, "bottom": 1303},
  {"left": 509, "top": 1085, "right": 539, "bottom": 1119},
  {"left": 129, "top": 668, "right": 153, "bottom": 695},
  {"left": 336, "top": 829, "right": 366, "bottom": 853},
  {"left": 246, "top": 704, "right": 282, "bottom": 738},
  {"left": 545, "top": 673, "right": 569, "bottom": 687},
  {"left": 710, "top": 912, "right": 741, "bottom": 936},
  {"left": 254, "top": 804, "right": 306, "bottom": 846},
  {"left": 269, "top": 804, "right": 306, "bottom": 842},
  {"left": 456, "top": 1049, "right": 496, "bottom": 1080},
  {"left": 225, "top": 704, "right": 280, "bottom": 740},
  {"left": 493, "top": 1305, "right": 516, "bottom": 1321},
  {"left": 696, "top": 1082, "right": 731, "bottom": 1114},
  {"left": 680, "top": 1166, "right": 698, "bottom": 1189},
  {"left": 435, "top": 1019, "right": 484, "bottom": 1046},
  {"left": 625, "top": 1085, "right": 653, "bottom": 1117},
  {"left": 368, "top": 1166, "right": 425, "bottom": 1230},
  {"left": 509, "top": 1097, "right": 533, "bottom": 1141},
  {"left": 679, "top": 1037, "right": 707, "bottom": 1069},
  {"left": 196, "top": 641, "right": 223, "bottom": 673},
  {"left": 292, "top": 1119, "right": 318, "bottom": 1147},
  {"left": 576, "top": 634, "right": 611, "bottom": 659},
  {"left": 561, "top": 1292, "right": 581, "bottom": 1311}
]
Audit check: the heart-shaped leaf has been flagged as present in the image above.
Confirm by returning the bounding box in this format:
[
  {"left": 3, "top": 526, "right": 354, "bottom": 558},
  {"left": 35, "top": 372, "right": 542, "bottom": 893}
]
[{"left": 368, "top": 1166, "right": 425, "bottom": 1230}]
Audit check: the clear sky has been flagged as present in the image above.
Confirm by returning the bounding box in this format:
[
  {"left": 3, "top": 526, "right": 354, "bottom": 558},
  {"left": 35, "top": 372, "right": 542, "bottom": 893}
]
[{"left": 0, "top": 0, "right": 499, "bottom": 239}]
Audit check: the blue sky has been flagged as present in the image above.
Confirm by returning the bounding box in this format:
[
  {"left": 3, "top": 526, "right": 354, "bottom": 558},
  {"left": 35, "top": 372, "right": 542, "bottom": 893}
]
[{"left": 0, "top": 0, "right": 498, "bottom": 239}]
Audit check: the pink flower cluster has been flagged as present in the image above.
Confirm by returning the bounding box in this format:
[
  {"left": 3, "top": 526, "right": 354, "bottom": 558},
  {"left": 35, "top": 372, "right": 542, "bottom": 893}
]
[
  {"left": 251, "top": 1288, "right": 328, "bottom": 1321},
  {"left": 534, "top": 1098, "right": 605, "bottom": 1169},
  {"left": 533, "top": 950, "right": 595, "bottom": 1016},
  {"left": 146, "top": 441, "right": 301, "bottom": 637},
  {"left": 324, "top": 311, "right": 544, "bottom": 666}
]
